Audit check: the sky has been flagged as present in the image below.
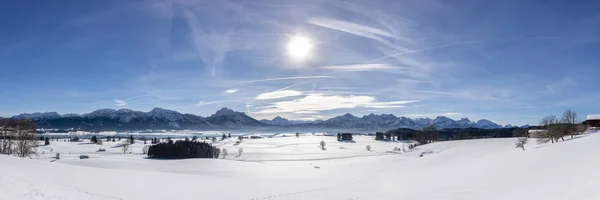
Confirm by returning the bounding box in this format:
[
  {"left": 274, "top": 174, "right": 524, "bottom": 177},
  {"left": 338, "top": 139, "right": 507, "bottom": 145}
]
[{"left": 1, "top": 0, "right": 599, "bottom": 125}]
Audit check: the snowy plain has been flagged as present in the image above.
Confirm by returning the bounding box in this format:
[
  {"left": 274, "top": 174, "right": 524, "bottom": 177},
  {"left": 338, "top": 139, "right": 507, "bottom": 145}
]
[{"left": 2, "top": 131, "right": 600, "bottom": 200}]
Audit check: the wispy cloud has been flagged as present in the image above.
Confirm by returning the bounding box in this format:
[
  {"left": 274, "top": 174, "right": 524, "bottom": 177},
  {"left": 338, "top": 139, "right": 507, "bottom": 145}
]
[
  {"left": 225, "top": 89, "right": 238, "bottom": 94},
  {"left": 319, "top": 87, "right": 359, "bottom": 90},
  {"left": 403, "top": 112, "right": 463, "bottom": 118},
  {"left": 254, "top": 93, "right": 419, "bottom": 114},
  {"left": 306, "top": 17, "right": 402, "bottom": 48},
  {"left": 416, "top": 90, "right": 466, "bottom": 96},
  {"left": 114, "top": 99, "right": 127, "bottom": 107},
  {"left": 235, "top": 76, "right": 335, "bottom": 84},
  {"left": 367, "top": 41, "right": 477, "bottom": 63},
  {"left": 545, "top": 77, "right": 577, "bottom": 94},
  {"left": 321, "top": 64, "right": 403, "bottom": 71},
  {"left": 255, "top": 90, "right": 303, "bottom": 100},
  {"left": 196, "top": 98, "right": 250, "bottom": 107},
  {"left": 518, "top": 106, "right": 538, "bottom": 110}
]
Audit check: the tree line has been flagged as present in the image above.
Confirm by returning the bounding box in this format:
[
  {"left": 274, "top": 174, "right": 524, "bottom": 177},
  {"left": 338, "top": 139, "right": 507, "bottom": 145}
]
[{"left": 380, "top": 125, "right": 440, "bottom": 145}]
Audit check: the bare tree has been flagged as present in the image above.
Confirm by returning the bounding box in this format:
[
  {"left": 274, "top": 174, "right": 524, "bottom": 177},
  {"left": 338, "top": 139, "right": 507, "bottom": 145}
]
[
  {"left": 561, "top": 109, "right": 579, "bottom": 138},
  {"left": 320, "top": 140, "right": 326, "bottom": 150},
  {"left": 0, "top": 119, "right": 37, "bottom": 157},
  {"left": 538, "top": 115, "right": 559, "bottom": 144},
  {"left": 122, "top": 144, "right": 130, "bottom": 154},
  {"left": 515, "top": 137, "right": 528, "bottom": 151},
  {"left": 222, "top": 148, "right": 228, "bottom": 158}
]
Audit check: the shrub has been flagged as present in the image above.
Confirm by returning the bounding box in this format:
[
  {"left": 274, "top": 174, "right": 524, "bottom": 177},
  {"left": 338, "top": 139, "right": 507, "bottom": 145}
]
[{"left": 222, "top": 148, "right": 228, "bottom": 158}]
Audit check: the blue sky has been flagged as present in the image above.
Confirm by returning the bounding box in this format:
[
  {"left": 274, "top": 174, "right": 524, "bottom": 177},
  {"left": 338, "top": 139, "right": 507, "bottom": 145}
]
[{"left": 1, "top": 0, "right": 599, "bottom": 125}]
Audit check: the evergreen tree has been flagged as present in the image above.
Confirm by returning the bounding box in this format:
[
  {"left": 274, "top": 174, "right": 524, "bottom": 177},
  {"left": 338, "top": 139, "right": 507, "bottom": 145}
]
[
  {"left": 90, "top": 135, "right": 98, "bottom": 144},
  {"left": 44, "top": 137, "right": 50, "bottom": 145},
  {"left": 129, "top": 135, "right": 135, "bottom": 144},
  {"left": 222, "top": 134, "right": 226, "bottom": 140},
  {"left": 228, "top": 133, "right": 231, "bottom": 138}
]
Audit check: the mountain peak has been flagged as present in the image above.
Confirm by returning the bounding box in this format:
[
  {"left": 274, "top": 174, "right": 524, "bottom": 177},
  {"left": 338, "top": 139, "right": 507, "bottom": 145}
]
[
  {"left": 150, "top": 107, "right": 172, "bottom": 113},
  {"left": 213, "top": 107, "right": 238, "bottom": 116},
  {"left": 343, "top": 113, "right": 355, "bottom": 117},
  {"left": 272, "top": 116, "right": 288, "bottom": 121}
]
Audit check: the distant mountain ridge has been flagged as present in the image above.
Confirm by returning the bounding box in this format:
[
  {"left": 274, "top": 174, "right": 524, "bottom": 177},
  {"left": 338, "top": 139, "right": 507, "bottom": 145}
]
[{"left": 14, "top": 108, "right": 513, "bottom": 131}]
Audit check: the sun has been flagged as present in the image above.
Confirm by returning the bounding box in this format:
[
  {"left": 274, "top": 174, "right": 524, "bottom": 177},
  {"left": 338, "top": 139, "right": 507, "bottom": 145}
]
[{"left": 286, "top": 35, "right": 313, "bottom": 61}]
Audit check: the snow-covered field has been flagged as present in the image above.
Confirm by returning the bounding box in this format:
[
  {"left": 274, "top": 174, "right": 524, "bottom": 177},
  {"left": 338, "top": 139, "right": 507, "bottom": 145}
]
[{"left": 2, "top": 132, "right": 600, "bottom": 200}]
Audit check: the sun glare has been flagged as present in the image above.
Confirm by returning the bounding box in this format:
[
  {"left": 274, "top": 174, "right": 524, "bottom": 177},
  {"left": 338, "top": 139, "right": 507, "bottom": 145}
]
[{"left": 287, "top": 36, "right": 313, "bottom": 61}]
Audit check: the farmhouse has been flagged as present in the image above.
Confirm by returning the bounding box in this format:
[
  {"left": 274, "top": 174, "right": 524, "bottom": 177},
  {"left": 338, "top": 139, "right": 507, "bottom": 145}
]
[{"left": 585, "top": 114, "right": 600, "bottom": 128}]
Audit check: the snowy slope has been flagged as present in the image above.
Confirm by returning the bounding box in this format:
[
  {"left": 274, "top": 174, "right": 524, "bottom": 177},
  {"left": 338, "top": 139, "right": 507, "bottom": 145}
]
[{"left": 3, "top": 132, "right": 600, "bottom": 200}]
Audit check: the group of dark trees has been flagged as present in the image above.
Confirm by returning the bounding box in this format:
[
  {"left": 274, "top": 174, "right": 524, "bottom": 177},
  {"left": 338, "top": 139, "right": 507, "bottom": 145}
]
[
  {"left": 387, "top": 126, "right": 519, "bottom": 144},
  {"left": 147, "top": 140, "right": 220, "bottom": 159},
  {"left": 337, "top": 133, "right": 353, "bottom": 141},
  {"left": 376, "top": 126, "right": 440, "bottom": 145},
  {"left": 0, "top": 118, "right": 38, "bottom": 157}
]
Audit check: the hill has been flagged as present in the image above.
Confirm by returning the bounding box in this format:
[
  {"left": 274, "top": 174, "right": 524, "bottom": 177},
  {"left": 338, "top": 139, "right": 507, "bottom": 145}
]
[{"left": 1, "top": 131, "right": 599, "bottom": 199}]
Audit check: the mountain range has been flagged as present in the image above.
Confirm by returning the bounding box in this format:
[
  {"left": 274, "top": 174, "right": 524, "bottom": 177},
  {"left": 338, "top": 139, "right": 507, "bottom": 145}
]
[{"left": 11, "top": 107, "right": 516, "bottom": 132}]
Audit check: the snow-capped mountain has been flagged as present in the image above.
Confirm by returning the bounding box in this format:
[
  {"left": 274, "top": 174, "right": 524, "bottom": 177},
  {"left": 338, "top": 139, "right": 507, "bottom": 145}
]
[
  {"left": 205, "top": 108, "right": 265, "bottom": 128},
  {"left": 13, "top": 112, "right": 62, "bottom": 120},
  {"left": 14, "top": 108, "right": 507, "bottom": 131},
  {"left": 260, "top": 116, "right": 294, "bottom": 126},
  {"left": 312, "top": 113, "right": 502, "bottom": 130}
]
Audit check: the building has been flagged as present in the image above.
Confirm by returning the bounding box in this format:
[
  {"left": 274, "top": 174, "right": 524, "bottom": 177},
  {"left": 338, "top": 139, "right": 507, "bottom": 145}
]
[
  {"left": 585, "top": 114, "right": 600, "bottom": 128},
  {"left": 528, "top": 129, "right": 547, "bottom": 138}
]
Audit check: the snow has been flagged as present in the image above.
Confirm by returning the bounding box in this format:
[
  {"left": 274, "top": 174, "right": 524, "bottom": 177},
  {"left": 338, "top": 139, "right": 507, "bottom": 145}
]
[
  {"left": 586, "top": 114, "right": 600, "bottom": 120},
  {"left": 3, "top": 132, "right": 600, "bottom": 199}
]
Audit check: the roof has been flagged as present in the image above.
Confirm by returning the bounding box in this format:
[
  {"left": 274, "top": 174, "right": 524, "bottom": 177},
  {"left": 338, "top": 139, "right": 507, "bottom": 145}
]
[{"left": 586, "top": 114, "right": 600, "bottom": 121}]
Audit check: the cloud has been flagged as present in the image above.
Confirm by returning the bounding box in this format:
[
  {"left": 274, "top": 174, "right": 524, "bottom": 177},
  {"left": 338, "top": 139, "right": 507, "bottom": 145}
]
[
  {"left": 225, "top": 89, "right": 238, "bottom": 94},
  {"left": 545, "top": 77, "right": 577, "bottom": 94},
  {"left": 319, "top": 87, "right": 358, "bottom": 90},
  {"left": 235, "top": 76, "right": 335, "bottom": 84},
  {"left": 519, "top": 106, "right": 538, "bottom": 110},
  {"left": 321, "top": 64, "right": 403, "bottom": 71},
  {"left": 416, "top": 90, "right": 466, "bottom": 96},
  {"left": 114, "top": 99, "right": 127, "bottom": 107},
  {"left": 197, "top": 98, "right": 250, "bottom": 107},
  {"left": 255, "top": 90, "right": 303, "bottom": 100},
  {"left": 403, "top": 112, "right": 463, "bottom": 118},
  {"left": 306, "top": 17, "right": 401, "bottom": 48},
  {"left": 366, "top": 41, "right": 477, "bottom": 63},
  {"left": 254, "top": 93, "right": 419, "bottom": 114}
]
